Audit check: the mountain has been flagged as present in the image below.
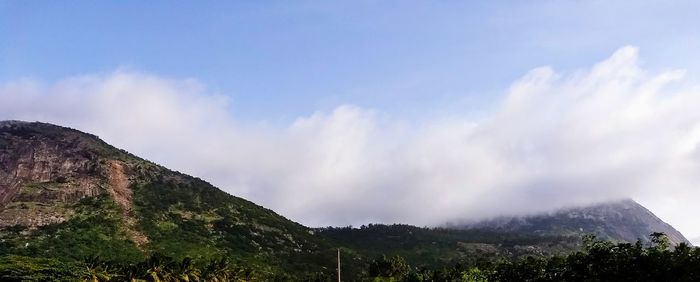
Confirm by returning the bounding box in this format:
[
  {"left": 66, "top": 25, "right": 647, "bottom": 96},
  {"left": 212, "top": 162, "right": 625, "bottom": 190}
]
[
  {"left": 0, "top": 120, "right": 692, "bottom": 280},
  {"left": 0, "top": 120, "right": 334, "bottom": 275},
  {"left": 456, "top": 199, "right": 690, "bottom": 246}
]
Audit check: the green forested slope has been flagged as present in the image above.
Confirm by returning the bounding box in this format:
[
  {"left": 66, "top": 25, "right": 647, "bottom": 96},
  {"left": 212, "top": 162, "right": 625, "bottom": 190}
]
[{"left": 0, "top": 121, "right": 335, "bottom": 278}]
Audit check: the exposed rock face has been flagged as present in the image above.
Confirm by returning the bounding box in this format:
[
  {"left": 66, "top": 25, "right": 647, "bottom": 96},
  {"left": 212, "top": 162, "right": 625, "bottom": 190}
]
[
  {"left": 0, "top": 121, "right": 108, "bottom": 227},
  {"left": 460, "top": 199, "right": 691, "bottom": 246},
  {"left": 106, "top": 160, "right": 148, "bottom": 246},
  {"left": 0, "top": 121, "right": 157, "bottom": 245}
]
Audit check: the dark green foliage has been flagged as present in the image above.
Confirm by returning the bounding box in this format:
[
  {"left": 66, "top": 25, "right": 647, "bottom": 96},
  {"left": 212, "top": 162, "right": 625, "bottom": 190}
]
[
  {"left": 0, "top": 256, "right": 80, "bottom": 282},
  {"left": 0, "top": 254, "right": 263, "bottom": 282},
  {"left": 320, "top": 224, "right": 579, "bottom": 256},
  {"left": 360, "top": 233, "right": 700, "bottom": 282},
  {"left": 369, "top": 255, "right": 411, "bottom": 279},
  {"left": 318, "top": 223, "right": 580, "bottom": 278}
]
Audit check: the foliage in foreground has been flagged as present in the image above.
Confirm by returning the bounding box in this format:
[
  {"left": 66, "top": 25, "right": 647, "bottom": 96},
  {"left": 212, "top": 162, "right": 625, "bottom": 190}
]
[
  {"left": 0, "top": 254, "right": 295, "bottom": 282},
  {"left": 1, "top": 233, "right": 699, "bottom": 281},
  {"left": 365, "top": 233, "right": 700, "bottom": 282}
]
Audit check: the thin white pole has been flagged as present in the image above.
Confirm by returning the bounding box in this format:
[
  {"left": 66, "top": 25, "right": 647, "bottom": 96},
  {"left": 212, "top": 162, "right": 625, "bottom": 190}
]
[{"left": 337, "top": 248, "right": 341, "bottom": 282}]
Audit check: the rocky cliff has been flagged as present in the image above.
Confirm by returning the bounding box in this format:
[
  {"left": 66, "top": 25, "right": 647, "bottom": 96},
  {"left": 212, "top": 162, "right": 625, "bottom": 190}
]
[{"left": 0, "top": 121, "right": 112, "bottom": 226}]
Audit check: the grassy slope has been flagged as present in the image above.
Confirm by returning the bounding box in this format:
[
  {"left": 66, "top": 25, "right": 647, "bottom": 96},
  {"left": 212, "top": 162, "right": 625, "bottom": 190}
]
[{"left": 132, "top": 173, "right": 337, "bottom": 275}]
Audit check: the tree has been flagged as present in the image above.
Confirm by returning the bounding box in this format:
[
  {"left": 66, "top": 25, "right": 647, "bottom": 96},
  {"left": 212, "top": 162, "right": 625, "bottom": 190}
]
[
  {"left": 369, "top": 255, "right": 410, "bottom": 280},
  {"left": 174, "top": 258, "right": 200, "bottom": 282},
  {"left": 650, "top": 232, "right": 670, "bottom": 251},
  {"left": 81, "top": 256, "right": 113, "bottom": 282}
]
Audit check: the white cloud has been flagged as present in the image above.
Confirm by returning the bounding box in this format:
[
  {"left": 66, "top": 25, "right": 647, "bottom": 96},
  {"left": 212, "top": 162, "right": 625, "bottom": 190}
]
[{"left": 1, "top": 47, "right": 699, "bottom": 244}]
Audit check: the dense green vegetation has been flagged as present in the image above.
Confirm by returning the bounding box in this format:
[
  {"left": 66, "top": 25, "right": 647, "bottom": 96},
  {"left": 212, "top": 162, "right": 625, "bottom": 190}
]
[
  {"left": 361, "top": 233, "right": 700, "bottom": 282},
  {"left": 319, "top": 224, "right": 580, "bottom": 263},
  {"left": 1, "top": 233, "right": 698, "bottom": 281},
  {"left": 132, "top": 176, "right": 338, "bottom": 275},
  {"left": 0, "top": 176, "right": 340, "bottom": 278},
  {"left": 0, "top": 195, "right": 144, "bottom": 262},
  {"left": 0, "top": 254, "right": 268, "bottom": 281},
  {"left": 314, "top": 224, "right": 581, "bottom": 279}
]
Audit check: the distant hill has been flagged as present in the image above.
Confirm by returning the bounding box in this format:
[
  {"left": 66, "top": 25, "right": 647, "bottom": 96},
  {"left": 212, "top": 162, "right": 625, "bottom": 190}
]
[
  {"left": 455, "top": 199, "right": 690, "bottom": 246},
  {"left": 317, "top": 224, "right": 581, "bottom": 269}
]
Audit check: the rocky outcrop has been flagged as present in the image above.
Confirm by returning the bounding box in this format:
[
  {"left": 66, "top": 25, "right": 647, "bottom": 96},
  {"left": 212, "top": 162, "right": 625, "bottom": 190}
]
[
  {"left": 106, "top": 160, "right": 148, "bottom": 246},
  {"left": 0, "top": 121, "right": 116, "bottom": 227}
]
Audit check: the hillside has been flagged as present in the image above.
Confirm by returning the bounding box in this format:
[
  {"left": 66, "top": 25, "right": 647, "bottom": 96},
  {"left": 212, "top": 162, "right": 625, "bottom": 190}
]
[
  {"left": 317, "top": 224, "right": 581, "bottom": 267},
  {"left": 456, "top": 199, "right": 690, "bottom": 246},
  {"left": 0, "top": 121, "right": 334, "bottom": 276},
  {"left": 0, "top": 121, "right": 693, "bottom": 280}
]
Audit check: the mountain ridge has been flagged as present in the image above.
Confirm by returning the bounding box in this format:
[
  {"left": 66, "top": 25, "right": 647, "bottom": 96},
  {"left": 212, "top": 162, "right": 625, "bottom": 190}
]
[
  {"left": 0, "top": 120, "right": 693, "bottom": 279},
  {"left": 456, "top": 199, "right": 690, "bottom": 246}
]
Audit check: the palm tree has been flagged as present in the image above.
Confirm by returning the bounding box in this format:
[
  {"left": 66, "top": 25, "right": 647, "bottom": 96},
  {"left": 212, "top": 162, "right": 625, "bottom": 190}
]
[
  {"left": 141, "top": 253, "right": 177, "bottom": 282},
  {"left": 81, "top": 255, "right": 114, "bottom": 282},
  {"left": 234, "top": 267, "right": 255, "bottom": 282},
  {"left": 118, "top": 263, "right": 148, "bottom": 282},
  {"left": 202, "top": 258, "right": 233, "bottom": 282},
  {"left": 174, "top": 257, "right": 201, "bottom": 282}
]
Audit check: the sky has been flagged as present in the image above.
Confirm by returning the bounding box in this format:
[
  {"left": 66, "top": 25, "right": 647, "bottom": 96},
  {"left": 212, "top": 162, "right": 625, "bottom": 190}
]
[{"left": 2, "top": 1, "right": 700, "bottom": 244}]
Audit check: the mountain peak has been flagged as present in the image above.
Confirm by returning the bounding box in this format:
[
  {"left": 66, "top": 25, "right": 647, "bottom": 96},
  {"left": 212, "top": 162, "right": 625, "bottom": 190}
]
[
  {"left": 461, "top": 199, "right": 691, "bottom": 246},
  {"left": 0, "top": 120, "right": 30, "bottom": 127}
]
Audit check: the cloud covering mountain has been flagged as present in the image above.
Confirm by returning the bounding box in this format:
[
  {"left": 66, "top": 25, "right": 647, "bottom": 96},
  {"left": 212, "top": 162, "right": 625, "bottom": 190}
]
[{"left": 1, "top": 47, "right": 698, "bottom": 244}]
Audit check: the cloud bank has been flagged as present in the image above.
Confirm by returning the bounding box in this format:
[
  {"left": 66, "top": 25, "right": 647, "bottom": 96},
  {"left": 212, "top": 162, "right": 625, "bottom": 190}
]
[{"left": 1, "top": 47, "right": 699, "bottom": 243}]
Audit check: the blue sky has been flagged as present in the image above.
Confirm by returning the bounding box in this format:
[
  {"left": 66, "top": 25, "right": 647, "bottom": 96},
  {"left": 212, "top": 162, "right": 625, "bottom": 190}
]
[
  {"left": 3, "top": 2, "right": 700, "bottom": 243},
  {"left": 4, "top": 1, "right": 700, "bottom": 121}
]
